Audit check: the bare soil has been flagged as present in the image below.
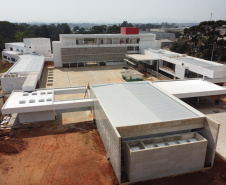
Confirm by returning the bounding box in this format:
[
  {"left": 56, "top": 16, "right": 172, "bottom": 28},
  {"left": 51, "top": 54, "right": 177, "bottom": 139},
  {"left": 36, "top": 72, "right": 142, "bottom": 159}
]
[
  {"left": 0, "top": 60, "right": 13, "bottom": 73},
  {"left": 0, "top": 122, "right": 117, "bottom": 185},
  {"left": 1, "top": 121, "right": 226, "bottom": 185}
]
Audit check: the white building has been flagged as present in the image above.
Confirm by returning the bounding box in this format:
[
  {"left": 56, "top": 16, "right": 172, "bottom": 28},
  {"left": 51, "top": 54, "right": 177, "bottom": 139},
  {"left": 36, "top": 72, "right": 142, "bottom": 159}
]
[
  {"left": 127, "top": 49, "right": 226, "bottom": 84},
  {"left": 1, "top": 38, "right": 53, "bottom": 94},
  {"left": 2, "top": 38, "right": 52, "bottom": 63},
  {"left": 53, "top": 28, "right": 161, "bottom": 68}
]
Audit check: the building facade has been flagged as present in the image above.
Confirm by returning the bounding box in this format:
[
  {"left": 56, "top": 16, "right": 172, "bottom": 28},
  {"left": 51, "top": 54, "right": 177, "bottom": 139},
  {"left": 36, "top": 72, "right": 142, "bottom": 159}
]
[
  {"left": 127, "top": 49, "right": 226, "bottom": 84},
  {"left": 53, "top": 27, "right": 161, "bottom": 68}
]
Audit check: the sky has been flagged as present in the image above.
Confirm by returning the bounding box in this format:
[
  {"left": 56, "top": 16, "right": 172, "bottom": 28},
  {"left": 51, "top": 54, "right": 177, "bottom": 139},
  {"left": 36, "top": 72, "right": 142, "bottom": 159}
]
[{"left": 1, "top": 0, "right": 226, "bottom": 23}]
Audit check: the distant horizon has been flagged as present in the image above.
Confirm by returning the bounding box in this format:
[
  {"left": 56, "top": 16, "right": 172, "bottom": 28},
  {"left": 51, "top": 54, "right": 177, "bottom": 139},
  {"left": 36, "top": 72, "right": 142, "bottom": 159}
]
[
  {"left": 3, "top": 21, "right": 200, "bottom": 26},
  {"left": 1, "top": 0, "right": 225, "bottom": 24}
]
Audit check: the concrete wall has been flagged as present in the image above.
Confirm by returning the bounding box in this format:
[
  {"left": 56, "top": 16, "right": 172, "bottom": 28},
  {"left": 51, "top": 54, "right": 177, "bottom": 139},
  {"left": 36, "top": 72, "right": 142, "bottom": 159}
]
[
  {"left": 61, "top": 47, "right": 127, "bottom": 63},
  {"left": 90, "top": 87, "right": 121, "bottom": 184},
  {"left": 106, "top": 61, "right": 126, "bottom": 66},
  {"left": 175, "top": 65, "right": 186, "bottom": 79},
  {"left": 53, "top": 41, "right": 62, "bottom": 68},
  {"left": 1, "top": 76, "right": 27, "bottom": 94},
  {"left": 124, "top": 132, "right": 207, "bottom": 183},
  {"left": 139, "top": 40, "right": 161, "bottom": 50},
  {"left": 2, "top": 51, "right": 20, "bottom": 63},
  {"left": 18, "top": 110, "right": 56, "bottom": 123},
  {"left": 24, "top": 38, "right": 51, "bottom": 57},
  {"left": 202, "top": 117, "right": 220, "bottom": 167},
  {"left": 117, "top": 117, "right": 206, "bottom": 138},
  {"left": 5, "top": 43, "right": 26, "bottom": 53}
]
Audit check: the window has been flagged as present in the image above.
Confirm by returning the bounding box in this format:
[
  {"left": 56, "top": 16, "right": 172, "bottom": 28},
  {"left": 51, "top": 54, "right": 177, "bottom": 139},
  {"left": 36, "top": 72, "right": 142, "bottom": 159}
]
[
  {"left": 127, "top": 46, "right": 134, "bottom": 51},
  {"left": 3, "top": 55, "right": 7, "bottom": 59},
  {"left": 137, "top": 39, "right": 140, "bottom": 43},
  {"left": 135, "top": 46, "right": 139, "bottom": 51},
  {"left": 10, "top": 47, "right": 13, "bottom": 51},
  {"left": 29, "top": 47, "right": 31, "bottom": 48},
  {"left": 11, "top": 58, "right": 15, "bottom": 62},
  {"left": 21, "top": 50, "right": 23, "bottom": 52},
  {"left": 17, "top": 49, "right": 19, "bottom": 52}
]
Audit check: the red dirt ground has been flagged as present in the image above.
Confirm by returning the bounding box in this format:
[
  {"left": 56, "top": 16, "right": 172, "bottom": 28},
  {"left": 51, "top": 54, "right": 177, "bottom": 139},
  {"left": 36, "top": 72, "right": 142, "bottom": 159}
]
[
  {"left": 1, "top": 122, "right": 226, "bottom": 185},
  {"left": 0, "top": 123, "right": 117, "bottom": 185}
]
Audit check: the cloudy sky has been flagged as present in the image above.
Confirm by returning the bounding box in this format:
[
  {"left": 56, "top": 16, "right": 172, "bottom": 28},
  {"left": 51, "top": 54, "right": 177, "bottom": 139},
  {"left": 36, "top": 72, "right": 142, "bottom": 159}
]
[{"left": 1, "top": 0, "right": 226, "bottom": 23}]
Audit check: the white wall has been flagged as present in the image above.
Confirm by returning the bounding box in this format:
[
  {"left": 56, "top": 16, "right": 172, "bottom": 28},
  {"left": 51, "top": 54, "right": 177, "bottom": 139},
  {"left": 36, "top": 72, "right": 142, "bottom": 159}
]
[
  {"left": 24, "top": 38, "right": 51, "bottom": 57},
  {"left": 175, "top": 65, "right": 186, "bottom": 79},
  {"left": 1, "top": 76, "right": 27, "bottom": 93},
  {"left": 5, "top": 43, "right": 26, "bottom": 53},
  {"left": 140, "top": 39, "right": 161, "bottom": 50},
  {"left": 2, "top": 51, "right": 20, "bottom": 63},
  {"left": 53, "top": 41, "right": 62, "bottom": 68}
]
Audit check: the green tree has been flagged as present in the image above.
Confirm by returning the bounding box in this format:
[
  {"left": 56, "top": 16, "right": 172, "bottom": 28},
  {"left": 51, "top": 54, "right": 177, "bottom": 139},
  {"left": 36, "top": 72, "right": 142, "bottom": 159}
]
[
  {"left": 170, "top": 39, "right": 190, "bottom": 54},
  {"left": 120, "top": 21, "right": 133, "bottom": 27}
]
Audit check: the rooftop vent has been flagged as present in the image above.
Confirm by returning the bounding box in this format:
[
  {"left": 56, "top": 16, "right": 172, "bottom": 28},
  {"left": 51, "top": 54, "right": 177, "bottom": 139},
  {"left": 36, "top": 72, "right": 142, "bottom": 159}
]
[
  {"left": 32, "top": 92, "right": 37, "bottom": 95},
  {"left": 29, "top": 99, "right": 35, "bottom": 103},
  {"left": 19, "top": 99, "right": 26, "bottom": 104},
  {"left": 23, "top": 92, "right": 29, "bottom": 96},
  {"left": 39, "top": 98, "right": 45, "bottom": 102},
  {"left": 40, "top": 92, "right": 46, "bottom": 95},
  {"left": 46, "top": 98, "right": 52, "bottom": 102},
  {"left": 47, "top": 91, "right": 53, "bottom": 94}
]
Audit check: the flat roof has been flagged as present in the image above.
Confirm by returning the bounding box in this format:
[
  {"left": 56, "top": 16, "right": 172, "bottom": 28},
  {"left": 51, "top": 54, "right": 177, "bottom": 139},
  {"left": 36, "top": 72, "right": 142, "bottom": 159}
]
[
  {"left": 92, "top": 82, "right": 203, "bottom": 128},
  {"left": 145, "top": 49, "right": 224, "bottom": 68},
  {"left": 153, "top": 79, "right": 226, "bottom": 98},
  {"left": 127, "top": 54, "right": 158, "bottom": 61},
  {"left": 7, "top": 54, "right": 44, "bottom": 74},
  {"left": 5, "top": 42, "right": 24, "bottom": 47},
  {"left": 3, "top": 90, "right": 54, "bottom": 109},
  {"left": 3, "top": 50, "right": 21, "bottom": 55},
  {"left": 176, "top": 57, "right": 223, "bottom": 67},
  {"left": 60, "top": 33, "right": 155, "bottom": 39}
]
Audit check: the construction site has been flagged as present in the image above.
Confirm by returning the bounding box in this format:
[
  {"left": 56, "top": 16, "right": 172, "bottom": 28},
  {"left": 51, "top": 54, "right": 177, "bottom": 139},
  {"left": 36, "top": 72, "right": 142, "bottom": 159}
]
[
  {"left": 0, "top": 64, "right": 225, "bottom": 185},
  {"left": 1, "top": 29, "right": 226, "bottom": 184}
]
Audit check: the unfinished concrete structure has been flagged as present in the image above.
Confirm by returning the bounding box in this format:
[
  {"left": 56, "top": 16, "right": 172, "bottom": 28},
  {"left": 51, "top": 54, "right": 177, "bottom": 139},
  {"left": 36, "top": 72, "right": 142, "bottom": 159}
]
[
  {"left": 126, "top": 49, "right": 226, "bottom": 84},
  {"left": 1, "top": 38, "right": 53, "bottom": 94},
  {"left": 1, "top": 87, "right": 93, "bottom": 123},
  {"left": 1, "top": 54, "right": 45, "bottom": 93},
  {"left": 90, "top": 81, "right": 220, "bottom": 184},
  {"left": 52, "top": 28, "right": 161, "bottom": 68}
]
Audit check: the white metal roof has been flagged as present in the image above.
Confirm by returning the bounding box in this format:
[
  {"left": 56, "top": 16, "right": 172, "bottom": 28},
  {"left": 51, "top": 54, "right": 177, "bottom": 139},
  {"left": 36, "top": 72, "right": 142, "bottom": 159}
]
[
  {"left": 7, "top": 54, "right": 44, "bottom": 74},
  {"left": 92, "top": 82, "right": 203, "bottom": 128},
  {"left": 5, "top": 42, "right": 24, "bottom": 47},
  {"left": 127, "top": 54, "right": 158, "bottom": 61},
  {"left": 153, "top": 79, "right": 226, "bottom": 98}
]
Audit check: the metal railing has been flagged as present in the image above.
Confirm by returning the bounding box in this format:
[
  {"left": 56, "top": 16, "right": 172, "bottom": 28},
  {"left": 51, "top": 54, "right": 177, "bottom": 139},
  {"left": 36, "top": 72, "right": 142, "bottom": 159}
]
[{"left": 145, "top": 68, "right": 171, "bottom": 80}]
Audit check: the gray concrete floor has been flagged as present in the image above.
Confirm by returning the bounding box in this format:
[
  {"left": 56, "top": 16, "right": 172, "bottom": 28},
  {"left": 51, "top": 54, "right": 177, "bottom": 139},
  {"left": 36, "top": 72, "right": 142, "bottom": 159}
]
[
  {"left": 41, "top": 65, "right": 126, "bottom": 89},
  {"left": 206, "top": 112, "right": 226, "bottom": 160},
  {"left": 184, "top": 97, "right": 226, "bottom": 160}
]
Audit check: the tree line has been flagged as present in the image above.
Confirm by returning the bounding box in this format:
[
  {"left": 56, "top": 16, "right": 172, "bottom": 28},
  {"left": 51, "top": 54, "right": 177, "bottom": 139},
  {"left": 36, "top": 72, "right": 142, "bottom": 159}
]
[
  {"left": 170, "top": 20, "right": 226, "bottom": 62},
  {"left": 0, "top": 21, "right": 134, "bottom": 54}
]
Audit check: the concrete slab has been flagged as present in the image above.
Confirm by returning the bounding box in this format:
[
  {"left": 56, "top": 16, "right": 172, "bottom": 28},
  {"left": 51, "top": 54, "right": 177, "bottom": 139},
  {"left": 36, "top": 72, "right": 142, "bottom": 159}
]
[
  {"left": 206, "top": 112, "right": 226, "bottom": 160},
  {"left": 41, "top": 65, "right": 126, "bottom": 89}
]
